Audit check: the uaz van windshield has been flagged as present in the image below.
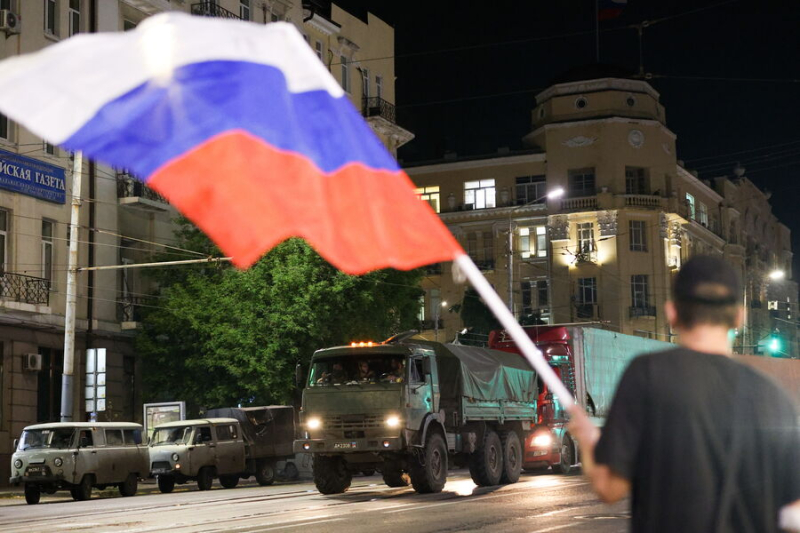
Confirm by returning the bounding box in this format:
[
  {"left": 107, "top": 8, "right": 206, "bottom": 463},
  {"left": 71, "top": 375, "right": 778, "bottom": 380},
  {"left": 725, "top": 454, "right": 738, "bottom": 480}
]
[
  {"left": 18, "top": 428, "right": 75, "bottom": 450},
  {"left": 150, "top": 426, "right": 192, "bottom": 446}
]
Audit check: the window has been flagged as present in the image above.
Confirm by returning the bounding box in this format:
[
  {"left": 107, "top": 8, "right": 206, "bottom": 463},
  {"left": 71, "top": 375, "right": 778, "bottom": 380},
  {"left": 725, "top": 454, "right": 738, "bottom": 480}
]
[
  {"left": 630, "top": 220, "right": 647, "bottom": 252},
  {"left": 568, "top": 168, "right": 595, "bottom": 197},
  {"left": 577, "top": 277, "right": 597, "bottom": 304},
  {"left": 123, "top": 19, "right": 136, "bottom": 31},
  {"left": 315, "top": 41, "right": 323, "bottom": 60},
  {"left": 428, "top": 288, "right": 441, "bottom": 321},
  {"left": 631, "top": 275, "right": 650, "bottom": 308},
  {"left": 697, "top": 202, "right": 708, "bottom": 226},
  {"left": 482, "top": 231, "right": 494, "bottom": 263},
  {"left": 414, "top": 186, "right": 440, "bottom": 213},
  {"left": 515, "top": 175, "right": 546, "bottom": 205},
  {"left": 194, "top": 426, "right": 213, "bottom": 444},
  {"left": 685, "top": 193, "right": 695, "bottom": 220},
  {"left": 417, "top": 294, "right": 425, "bottom": 322},
  {"left": 464, "top": 179, "right": 496, "bottom": 209},
  {"left": 42, "top": 220, "right": 54, "bottom": 286},
  {"left": 340, "top": 56, "right": 350, "bottom": 93},
  {"left": 361, "top": 68, "right": 369, "bottom": 98},
  {"left": 216, "top": 424, "right": 237, "bottom": 441},
  {"left": 410, "top": 358, "right": 424, "bottom": 383},
  {"left": 577, "top": 223, "right": 595, "bottom": 253},
  {"left": 105, "top": 429, "right": 123, "bottom": 446},
  {"left": 0, "top": 0, "right": 12, "bottom": 10},
  {"left": 44, "top": 0, "right": 58, "bottom": 36},
  {"left": 521, "top": 280, "right": 549, "bottom": 315},
  {"left": 44, "top": 141, "right": 55, "bottom": 155},
  {"left": 123, "top": 429, "right": 142, "bottom": 445},
  {"left": 239, "top": 0, "right": 250, "bottom": 21},
  {"left": 0, "top": 209, "right": 7, "bottom": 272},
  {"left": 625, "top": 167, "right": 648, "bottom": 194},
  {"left": 68, "top": 0, "right": 80, "bottom": 36},
  {"left": 0, "top": 113, "right": 9, "bottom": 141},
  {"left": 466, "top": 232, "right": 478, "bottom": 260},
  {"left": 536, "top": 280, "right": 549, "bottom": 307},
  {"left": 519, "top": 226, "right": 547, "bottom": 258},
  {"left": 375, "top": 75, "right": 382, "bottom": 99}
]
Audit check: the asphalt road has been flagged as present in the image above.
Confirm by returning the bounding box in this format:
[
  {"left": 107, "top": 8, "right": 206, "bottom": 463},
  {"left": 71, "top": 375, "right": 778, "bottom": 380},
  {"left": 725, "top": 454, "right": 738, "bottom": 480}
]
[{"left": 0, "top": 470, "right": 630, "bottom": 533}]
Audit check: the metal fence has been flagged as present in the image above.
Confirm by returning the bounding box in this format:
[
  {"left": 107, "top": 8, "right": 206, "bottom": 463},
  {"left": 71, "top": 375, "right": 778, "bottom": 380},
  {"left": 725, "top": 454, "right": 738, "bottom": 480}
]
[{"left": 0, "top": 272, "right": 49, "bottom": 305}]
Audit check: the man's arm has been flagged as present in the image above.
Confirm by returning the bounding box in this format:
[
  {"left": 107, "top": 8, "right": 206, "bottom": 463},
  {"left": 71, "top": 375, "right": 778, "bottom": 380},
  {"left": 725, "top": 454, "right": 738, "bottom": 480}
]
[
  {"left": 780, "top": 499, "right": 800, "bottom": 533},
  {"left": 567, "top": 406, "right": 631, "bottom": 503}
]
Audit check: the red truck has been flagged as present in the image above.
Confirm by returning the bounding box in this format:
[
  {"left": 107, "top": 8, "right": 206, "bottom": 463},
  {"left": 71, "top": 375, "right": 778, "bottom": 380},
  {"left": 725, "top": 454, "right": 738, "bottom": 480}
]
[{"left": 488, "top": 325, "right": 672, "bottom": 474}]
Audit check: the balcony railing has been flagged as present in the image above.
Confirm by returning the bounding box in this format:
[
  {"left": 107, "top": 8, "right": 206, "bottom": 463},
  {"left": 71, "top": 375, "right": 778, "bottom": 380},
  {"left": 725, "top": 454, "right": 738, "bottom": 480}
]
[
  {"left": 575, "top": 303, "right": 599, "bottom": 319},
  {"left": 419, "top": 319, "right": 444, "bottom": 330},
  {"left": 561, "top": 196, "right": 598, "bottom": 211},
  {"left": 362, "top": 97, "right": 396, "bottom": 124},
  {"left": 191, "top": 1, "right": 242, "bottom": 19},
  {"left": 629, "top": 305, "right": 657, "bottom": 318},
  {"left": 117, "top": 172, "right": 169, "bottom": 204},
  {"left": 0, "top": 272, "right": 49, "bottom": 306},
  {"left": 624, "top": 195, "right": 661, "bottom": 208},
  {"left": 118, "top": 295, "right": 152, "bottom": 323}
]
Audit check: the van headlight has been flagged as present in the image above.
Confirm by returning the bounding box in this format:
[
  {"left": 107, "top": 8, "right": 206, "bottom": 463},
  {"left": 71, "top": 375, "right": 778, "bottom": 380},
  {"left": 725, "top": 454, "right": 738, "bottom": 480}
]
[
  {"left": 14, "top": 459, "right": 22, "bottom": 469},
  {"left": 532, "top": 434, "right": 552, "bottom": 447},
  {"left": 54, "top": 458, "right": 63, "bottom": 467},
  {"left": 172, "top": 453, "right": 180, "bottom": 462},
  {"left": 385, "top": 415, "right": 401, "bottom": 428},
  {"left": 306, "top": 417, "right": 322, "bottom": 430}
]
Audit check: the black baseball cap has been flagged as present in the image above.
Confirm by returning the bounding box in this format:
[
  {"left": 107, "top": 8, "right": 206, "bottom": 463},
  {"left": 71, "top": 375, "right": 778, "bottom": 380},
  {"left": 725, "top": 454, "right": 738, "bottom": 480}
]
[{"left": 673, "top": 255, "right": 741, "bottom": 305}]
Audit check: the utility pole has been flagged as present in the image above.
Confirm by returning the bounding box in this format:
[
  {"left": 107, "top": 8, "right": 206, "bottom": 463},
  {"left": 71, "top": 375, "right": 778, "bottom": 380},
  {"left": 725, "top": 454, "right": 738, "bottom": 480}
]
[{"left": 60, "top": 151, "right": 82, "bottom": 422}]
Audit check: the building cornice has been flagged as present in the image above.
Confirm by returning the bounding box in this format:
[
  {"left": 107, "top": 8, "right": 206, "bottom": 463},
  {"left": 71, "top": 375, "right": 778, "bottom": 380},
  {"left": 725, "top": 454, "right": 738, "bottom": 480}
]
[
  {"left": 526, "top": 116, "right": 676, "bottom": 141},
  {"left": 405, "top": 152, "right": 546, "bottom": 175},
  {"left": 304, "top": 13, "right": 341, "bottom": 35},
  {"left": 676, "top": 166, "right": 724, "bottom": 203},
  {"left": 535, "top": 78, "right": 660, "bottom": 104}
]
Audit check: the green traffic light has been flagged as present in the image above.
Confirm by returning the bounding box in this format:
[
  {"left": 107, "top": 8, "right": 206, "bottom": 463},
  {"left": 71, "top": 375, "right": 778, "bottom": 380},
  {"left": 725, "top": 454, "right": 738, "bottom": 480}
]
[{"left": 767, "top": 336, "right": 781, "bottom": 354}]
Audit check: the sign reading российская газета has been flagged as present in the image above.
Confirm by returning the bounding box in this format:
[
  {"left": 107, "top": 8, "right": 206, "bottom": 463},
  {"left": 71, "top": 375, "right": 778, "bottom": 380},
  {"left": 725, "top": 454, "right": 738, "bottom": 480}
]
[{"left": 0, "top": 148, "right": 66, "bottom": 204}]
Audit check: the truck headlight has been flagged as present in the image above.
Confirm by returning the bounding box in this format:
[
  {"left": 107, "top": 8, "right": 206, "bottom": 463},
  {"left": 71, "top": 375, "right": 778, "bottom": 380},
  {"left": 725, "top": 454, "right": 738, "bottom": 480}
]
[
  {"left": 532, "top": 434, "right": 552, "bottom": 447},
  {"left": 172, "top": 453, "right": 180, "bottom": 462},
  {"left": 306, "top": 417, "right": 322, "bottom": 430},
  {"left": 385, "top": 415, "right": 401, "bottom": 428},
  {"left": 54, "top": 457, "right": 63, "bottom": 467},
  {"left": 14, "top": 459, "right": 22, "bottom": 469}
]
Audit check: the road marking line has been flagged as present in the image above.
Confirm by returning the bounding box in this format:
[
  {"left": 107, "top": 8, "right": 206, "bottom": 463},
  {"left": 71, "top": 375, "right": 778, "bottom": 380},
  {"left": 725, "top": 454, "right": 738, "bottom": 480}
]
[
  {"left": 253, "top": 517, "right": 344, "bottom": 532},
  {"left": 530, "top": 524, "right": 574, "bottom": 533},
  {"left": 534, "top": 507, "right": 579, "bottom": 517}
]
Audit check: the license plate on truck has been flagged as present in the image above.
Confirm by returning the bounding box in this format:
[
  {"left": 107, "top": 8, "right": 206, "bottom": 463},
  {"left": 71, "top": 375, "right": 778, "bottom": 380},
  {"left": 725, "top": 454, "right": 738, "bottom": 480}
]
[{"left": 333, "top": 442, "right": 357, "bottom": 449}]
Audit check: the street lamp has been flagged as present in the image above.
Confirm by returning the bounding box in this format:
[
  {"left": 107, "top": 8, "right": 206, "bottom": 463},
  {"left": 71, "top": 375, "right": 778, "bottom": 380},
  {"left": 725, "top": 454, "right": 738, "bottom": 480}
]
[
  {"left": 769, "top": 269, "right": 785, "bottom": 281},
  {"left": 434, "top": 300, "right": 447, "bottom": 341},
  {"left": 507, "top": 188, "right": 564, "bottom": 315}
]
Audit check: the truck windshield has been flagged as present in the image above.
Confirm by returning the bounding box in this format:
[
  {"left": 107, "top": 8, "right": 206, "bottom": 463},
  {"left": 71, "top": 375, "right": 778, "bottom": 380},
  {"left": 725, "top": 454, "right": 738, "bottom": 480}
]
[
  {"left": 150, "top": 426, "right": 193, "bottom": 446},
  {"left": 18, "top": 428, "right": 75, "bottom": 450},
  {"left": 309, "top": 354, "right": 406, "bottom": 386}
]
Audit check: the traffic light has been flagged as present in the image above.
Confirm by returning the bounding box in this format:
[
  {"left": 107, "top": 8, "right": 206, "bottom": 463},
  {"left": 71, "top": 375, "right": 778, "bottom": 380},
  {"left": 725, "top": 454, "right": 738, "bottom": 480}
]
[{"left": 766, "top": 334, "right": 782, "bottom": 356}]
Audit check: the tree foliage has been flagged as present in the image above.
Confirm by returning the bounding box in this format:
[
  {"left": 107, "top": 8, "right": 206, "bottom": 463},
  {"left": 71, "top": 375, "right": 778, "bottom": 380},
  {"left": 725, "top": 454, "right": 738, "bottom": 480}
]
[
  {"left": 137, "top": 219, "right": 423, "bottom": 414},
  {"left": 458, "top": 286, "right": 500, "bottom": 336}
]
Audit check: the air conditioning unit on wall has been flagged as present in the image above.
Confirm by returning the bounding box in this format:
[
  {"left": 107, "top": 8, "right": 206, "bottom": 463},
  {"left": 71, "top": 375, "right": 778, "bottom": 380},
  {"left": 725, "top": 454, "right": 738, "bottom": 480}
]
[
  {"left": 23, "top": 353, "right": 42, "bottom": 372},
  {"left": 0, "top": 10, "right": 21, "bottom": 35}
]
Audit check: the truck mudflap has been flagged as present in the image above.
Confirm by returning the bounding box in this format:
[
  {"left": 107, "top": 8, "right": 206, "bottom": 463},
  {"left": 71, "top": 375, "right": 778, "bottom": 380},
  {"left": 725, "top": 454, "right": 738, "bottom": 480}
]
[{"left": 294, "top": 436, "right": 402, "bottom": 454}]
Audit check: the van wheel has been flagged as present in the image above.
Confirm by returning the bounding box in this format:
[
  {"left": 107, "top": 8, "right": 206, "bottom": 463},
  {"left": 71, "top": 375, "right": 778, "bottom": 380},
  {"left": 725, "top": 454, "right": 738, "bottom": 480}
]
[
  {"left": 469, "top": 429, "right": 503, "bottom": 487},
  {"left": 255, "top": 459, "right": 275, "bottom": 486},
  {"left": 157, "top": 475, "right": 175, "bottom": 494},
  {"left": 197, "top": 467, "right": 214, "bottom": 491},
  {"left": 552, "top": 437, "right": 574, "bottom": 475},
  {"left": 119, "top": 473, "right": 138, "bottom": 497},
  {"left": 72, "top": 475, "right": 93, "bottom": 501},
  {"left": 219, "top": 475, "right": 239, "bottom": 489},
  {"left": 24, "top": 484, "right": 41, "bottom": 505},
  {"left": 409, "top": 431, "right": 448, "bottom": 494},
  {"left": 499, "top": 430, "right": 522, "bottom": 484},
  {"left": 313, "top": 455, "right": 352, "bottom": 494},
  {"left": 283, "top": 462, "right": 299, "bottom": 481}
]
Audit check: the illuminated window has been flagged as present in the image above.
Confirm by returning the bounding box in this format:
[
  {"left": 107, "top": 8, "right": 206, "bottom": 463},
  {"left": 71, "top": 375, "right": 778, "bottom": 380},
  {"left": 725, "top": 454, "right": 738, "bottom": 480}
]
[
  {"left": 685, "top": 193, "right": 696, "bottom": 220},
  {"left": 630, "top": 220, "right": 647, "bottom": 252},
  {"left": 519, "top": 226, "right": 547, "bottom": 258},
  {"left": 464, "top": 179, "right": 495, "bottom": 209},
  {"left": 577, "top": 223, "right": 595, "bottom": 254},
  {"left": 414, "top": 186, "right": 440, "bottom": 213},
  {"left": 68, "top": 0, "right": 80, "bottom": 37}
]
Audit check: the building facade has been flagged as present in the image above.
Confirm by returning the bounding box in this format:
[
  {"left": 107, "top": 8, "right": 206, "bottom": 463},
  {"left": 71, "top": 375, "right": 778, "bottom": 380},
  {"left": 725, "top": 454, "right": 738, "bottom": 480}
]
[
  {"left": 407, "top": 70, "right": 798, "bottom": 357},
  {"left": 0, "top": 0, "right": 407, "bottom": 483}
]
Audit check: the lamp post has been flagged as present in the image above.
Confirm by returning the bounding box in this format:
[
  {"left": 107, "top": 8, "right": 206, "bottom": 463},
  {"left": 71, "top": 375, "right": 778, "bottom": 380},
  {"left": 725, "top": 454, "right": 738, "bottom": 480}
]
[
  {"left": 434, "top": 300, "right": 447, "bottom": 342},
  {"left": 507, "top": 187, "right": 564, "bottom": 316}
]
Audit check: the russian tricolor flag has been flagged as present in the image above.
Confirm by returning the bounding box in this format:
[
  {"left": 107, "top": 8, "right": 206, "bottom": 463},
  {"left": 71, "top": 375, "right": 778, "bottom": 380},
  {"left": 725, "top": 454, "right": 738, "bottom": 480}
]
[
  {"left": 0, "top": 12, "right": 462, "bottom": 273},
  {"left": 598, "top": 0, "right": 627, "bottom": 21}
]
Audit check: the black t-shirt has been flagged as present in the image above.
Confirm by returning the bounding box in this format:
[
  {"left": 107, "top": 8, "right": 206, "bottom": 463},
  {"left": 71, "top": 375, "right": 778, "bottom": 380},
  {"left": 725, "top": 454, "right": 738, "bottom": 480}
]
[{"left": 595, "top": 348, "right": 800, "bottom": 533}]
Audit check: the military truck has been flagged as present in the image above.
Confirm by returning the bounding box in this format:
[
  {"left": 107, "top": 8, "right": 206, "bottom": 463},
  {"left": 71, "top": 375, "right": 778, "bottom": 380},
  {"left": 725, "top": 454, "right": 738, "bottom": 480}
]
[
  {"left": 149, "top": 406, "right": 294, "bottom": 492},
  {"left": 294, "top": 334, "right": 538, "bottom": 495},
  {"left": 10, "top": 422, "right": 148, "bottom": 504}
]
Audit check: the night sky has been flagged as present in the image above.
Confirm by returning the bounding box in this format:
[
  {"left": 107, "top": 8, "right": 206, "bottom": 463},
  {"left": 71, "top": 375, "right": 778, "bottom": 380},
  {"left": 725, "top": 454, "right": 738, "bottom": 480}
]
[{"left": 337, "top": 0, "right": 800, "bottom": 274}]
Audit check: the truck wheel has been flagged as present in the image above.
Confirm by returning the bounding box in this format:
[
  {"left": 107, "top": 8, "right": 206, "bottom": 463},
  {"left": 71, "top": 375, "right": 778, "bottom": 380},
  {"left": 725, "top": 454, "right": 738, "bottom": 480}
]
[
  {"left": 552, "top": 437, "right": 574, "bottom": 475},
  {"left": 219, "top": 475, "right": 239, "bottom": 489},
  {"left": 283, "top": 462, "right": 299, "bottom": 481},
  {"left": 409, "top": 431, "right": 448, "bottom": 494},
  {"left": 469, "top": 429, "right": 503, "bottom": 487},
  {"left": 313, "top": 455, "right": 352, "bottom": 495},
  {"left": 197, "top": 466, "right": 214, "bottom": 491},
  {"left": 157, "top": 475, "right": 175, "bottom": 494},
  {"left": 499, "top": 430, "right": 522, "bottom": 484},
  {"left": 381, "top": 459, "right": 410, "bottom": 487},
  {"left": 119, "top": 473, "right": 138, "bottom": 497},
  {"left": 24, "top": 484, "right": 41, "bottom": 505},
  {"left": 255, "top": 459, "right": 276, "bottom": 486},
  {"left": 72, "top": 475, "right": 93, "bottom": 501}
]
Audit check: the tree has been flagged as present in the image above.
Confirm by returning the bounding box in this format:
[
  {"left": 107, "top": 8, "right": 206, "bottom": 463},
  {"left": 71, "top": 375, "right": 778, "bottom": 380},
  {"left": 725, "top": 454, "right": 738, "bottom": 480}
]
[
  {"left": 458, "top": 286, "right": 501, "bottom": 337},
  {"left": 136, "top": 219, "right": 423, "bottom": 414}
]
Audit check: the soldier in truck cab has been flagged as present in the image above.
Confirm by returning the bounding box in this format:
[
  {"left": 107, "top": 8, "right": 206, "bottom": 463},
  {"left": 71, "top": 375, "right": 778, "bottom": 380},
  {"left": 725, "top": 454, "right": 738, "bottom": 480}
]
[
  {"left": 317, "top": 362, "right": 346, "bottom": 385},
  {"left": 356, "top": 361, "right": 375, "bottom": 381},
  {"left": 383, "top": 358, "right": 404, "bottom": 383}
]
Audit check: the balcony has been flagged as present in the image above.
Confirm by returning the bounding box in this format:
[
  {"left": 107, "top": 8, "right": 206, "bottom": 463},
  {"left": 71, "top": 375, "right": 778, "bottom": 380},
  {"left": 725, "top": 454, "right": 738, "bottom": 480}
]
[
  {"left": 623, "top": 195, "right": 662, "bottom": 209},
  {"left": 561, "top": 196, "right": 597, "bottom": 211},
  {"left": 362, "top": 97, "right": 396, "bottom": 124},
  {"left": 0, "top": 272, "right": 49, "bottom": 306},
  {"left": 629, "top": 305, "right": 657, "bottom": 318},
  {"left": 191, "top": 1, "right": 242, "bottom": 19},
  {"left": 118, "top": 295, "right": 152, "bottom": 326},
  {"left": 117, "top": 171, "right": 170, "bottom": 211},
  {"left": 419, "top": 319, "right": 444, "bottom": 330}
]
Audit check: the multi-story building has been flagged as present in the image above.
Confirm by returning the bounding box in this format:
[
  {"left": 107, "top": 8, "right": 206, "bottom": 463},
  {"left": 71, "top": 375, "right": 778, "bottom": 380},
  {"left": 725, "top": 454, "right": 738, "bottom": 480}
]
[
  {"left": 407, "top": 66, "right": 797, "bottom": 356},
  {"left": 0, "top": 0, "right": 408, "bottom": 483}
]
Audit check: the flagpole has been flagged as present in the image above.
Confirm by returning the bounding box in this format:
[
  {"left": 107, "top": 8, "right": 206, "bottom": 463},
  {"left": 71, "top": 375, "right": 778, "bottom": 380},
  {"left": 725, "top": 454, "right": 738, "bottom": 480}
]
[
  {"left": 595, "top": 0, "right": 600, "bottom": 62},
  {"left": 454, "top": 254, "right": 575, "bottom": 408},
  {"left": 60, "top": 151, "right": 82, "bottom": 422}
]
